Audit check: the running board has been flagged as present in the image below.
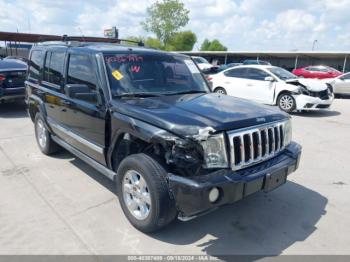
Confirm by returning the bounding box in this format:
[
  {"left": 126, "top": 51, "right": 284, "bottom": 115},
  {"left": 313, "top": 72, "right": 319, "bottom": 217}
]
[{"left": 51, "top": 135, "right": 117, "bottom": 181}]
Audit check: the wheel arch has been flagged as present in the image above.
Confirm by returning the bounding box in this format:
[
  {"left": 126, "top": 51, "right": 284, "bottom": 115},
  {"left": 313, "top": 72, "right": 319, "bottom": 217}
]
[
  {"left": 28, "top": 95, "right": 47, "bottom": 122},
  {"left": 107, "top": 112, "right": 174, "bottom": 173},
  {"left": 274, "top": 90, "right": 294, "bottom": 105}
]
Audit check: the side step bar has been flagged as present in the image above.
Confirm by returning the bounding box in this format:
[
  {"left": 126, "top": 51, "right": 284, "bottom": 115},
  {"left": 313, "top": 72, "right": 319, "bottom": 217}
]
[{"left": 51, "top": 135, "right": 117, "bottom": 181}]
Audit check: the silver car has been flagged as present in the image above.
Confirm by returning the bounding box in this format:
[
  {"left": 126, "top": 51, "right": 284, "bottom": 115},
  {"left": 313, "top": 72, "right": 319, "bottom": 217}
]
[{"left": 326, "top": 72, "right": 350, "bottom": 95}]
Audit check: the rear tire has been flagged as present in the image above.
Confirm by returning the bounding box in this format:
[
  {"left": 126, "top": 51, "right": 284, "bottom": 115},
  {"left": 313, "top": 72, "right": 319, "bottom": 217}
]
[
  {"left": 214, "top": 87, "right": 227, "bottom": 95},
  {"left": 34, "top": 113, "right": 59, "bottom": 155},
  {"left": 116, "top": 153, "right": 177, "bottom": 233},
  {"left": 277, "top": 93, "right": 296, "bottom": 113}
]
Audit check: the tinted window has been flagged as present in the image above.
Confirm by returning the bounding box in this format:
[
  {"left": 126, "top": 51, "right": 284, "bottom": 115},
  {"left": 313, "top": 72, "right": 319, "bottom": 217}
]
[
  {"left": 224, "top": 68, "right": 248, "bottom": 78},
  {"left": 67, "top": 54, "right": 96, "bottom": 90},
  {"left": 28, "top": 50, "right": 44, "bottom": 80},
  {"left": 246, "top": 68, "right": 270, "bottom": 81},
  {"left": 43, "top": 51, "right": 65, "bottom": 86}
]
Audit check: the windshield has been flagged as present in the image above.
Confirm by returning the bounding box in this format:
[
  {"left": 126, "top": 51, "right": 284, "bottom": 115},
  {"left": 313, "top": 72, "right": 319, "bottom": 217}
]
[
  {"left": 104, "top": 53, "right": 209, "bottom": 97},
  {"left": 268, "top": 67, "right": 297, "bottom": 80},
  {"left": 193, "top": 57, "right": 209, "bottom": 64}
]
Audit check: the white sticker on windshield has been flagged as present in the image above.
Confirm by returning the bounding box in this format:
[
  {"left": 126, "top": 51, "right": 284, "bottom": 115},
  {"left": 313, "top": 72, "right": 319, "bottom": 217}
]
[{"left": 184, "top": 60, "right": 200, "bottom": 74}]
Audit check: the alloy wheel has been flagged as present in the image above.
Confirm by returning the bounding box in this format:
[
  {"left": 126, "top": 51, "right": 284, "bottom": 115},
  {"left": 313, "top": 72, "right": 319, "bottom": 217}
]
[
  {"left": 122, "top": 170, "right": 152, "bottom": 220},
  {"left": 36, "top": 118, "right": 47, "bottom": 149},
  {"left": 279, "top": 95, "right": 294, "bottom": 111}
]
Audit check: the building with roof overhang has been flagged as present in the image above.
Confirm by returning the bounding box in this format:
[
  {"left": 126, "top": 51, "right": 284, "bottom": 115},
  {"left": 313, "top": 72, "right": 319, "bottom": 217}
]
[{"left": 181, "top": 51, "right": 350, "bottom": 72}]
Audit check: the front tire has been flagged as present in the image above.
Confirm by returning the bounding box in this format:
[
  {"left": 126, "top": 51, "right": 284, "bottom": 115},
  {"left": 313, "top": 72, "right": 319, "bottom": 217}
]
[
  {"left": 277, "top": 93, "right": 296, "bottom": 113},
  {"left": 34, "top": 113, "right": 59, "bottom": 155},
  {"left": 116, "top": 153, "right": 177, "bottom": 233}
]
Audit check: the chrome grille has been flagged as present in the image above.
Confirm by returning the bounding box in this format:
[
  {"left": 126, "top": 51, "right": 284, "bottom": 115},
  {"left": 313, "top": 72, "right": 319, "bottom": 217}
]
[{"left": 228, "top": 121, "right": 287, "bottom": 170}]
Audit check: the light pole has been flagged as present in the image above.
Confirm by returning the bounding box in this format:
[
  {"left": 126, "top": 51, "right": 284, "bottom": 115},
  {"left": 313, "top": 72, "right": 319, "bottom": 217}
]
[{"left": 312, "top": 40, "right": 318, "bottom": 51}]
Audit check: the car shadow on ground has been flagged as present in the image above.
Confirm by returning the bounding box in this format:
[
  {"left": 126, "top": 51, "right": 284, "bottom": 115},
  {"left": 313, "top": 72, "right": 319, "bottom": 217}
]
[
  {"left": 68, "top": 155, "right": 117, "bottom": 194},
  {"left": 0, "top": 101, "right": 27, "bottom": 118},
  {"left": 292, "top": 110, "right": 340, "bottom": 118},
  {"left": 152, "top": 181, "right": 327, "bottom": 259},
  {"left": 58, "top": 152, "right": 327, "bottom": 259}
]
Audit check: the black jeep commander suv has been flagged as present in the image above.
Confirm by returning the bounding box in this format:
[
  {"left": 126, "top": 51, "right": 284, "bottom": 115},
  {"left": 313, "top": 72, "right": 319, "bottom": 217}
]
[{"left": 26, "top": 41, "right": 302, "bottom": 232}]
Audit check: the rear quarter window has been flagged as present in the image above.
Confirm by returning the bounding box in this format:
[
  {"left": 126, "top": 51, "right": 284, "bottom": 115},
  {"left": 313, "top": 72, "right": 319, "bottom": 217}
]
[
  {"left": 28, "top": 50, "right": 44, "bottom": 81},
  {"left": 43, "top": 51, "right": 66, "bottom": 87}
]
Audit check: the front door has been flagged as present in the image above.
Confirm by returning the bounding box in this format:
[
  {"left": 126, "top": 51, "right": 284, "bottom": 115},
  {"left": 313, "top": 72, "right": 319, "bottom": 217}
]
[
  {"left": 53, "top": 53, "right": 106, "bottom": 165},
  {"left": 244, "top": 68, "right": 275, "bottom": 104}
]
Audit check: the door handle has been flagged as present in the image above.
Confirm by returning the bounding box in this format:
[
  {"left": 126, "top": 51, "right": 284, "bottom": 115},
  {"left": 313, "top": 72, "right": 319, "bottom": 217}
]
[{"left": 247, "top": 83, "right": 253, "bottom": 87}]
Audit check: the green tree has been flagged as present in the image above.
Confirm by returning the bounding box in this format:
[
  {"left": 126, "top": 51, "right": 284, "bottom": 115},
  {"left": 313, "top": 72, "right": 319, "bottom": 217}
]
[
  {"left": 145, "top": 37, "right": 163, "bottom": 49},
  {"left": 141, "top": 0, "right": 190, "bottom": 47},
  {"left": 200, "top": 39, "right": 211, "bottom": 51},
  {"left": 200, "top": 39, "right": 228, "bottom": 51},
  {"left": 167, "top": 30, "right": 197, "bottom": 51}
]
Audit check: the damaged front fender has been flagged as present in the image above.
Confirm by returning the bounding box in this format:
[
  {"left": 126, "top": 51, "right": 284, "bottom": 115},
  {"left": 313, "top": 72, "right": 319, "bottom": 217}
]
[{"left": 109, "top": 111, "right": 209, "bottom": 172}]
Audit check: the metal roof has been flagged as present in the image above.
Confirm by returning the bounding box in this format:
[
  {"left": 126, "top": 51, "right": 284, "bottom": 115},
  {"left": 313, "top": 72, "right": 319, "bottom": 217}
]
[
  {"left": 0, "top": 31, "right": 122, "bottom": 43},
  {"left": 181, "top": 51, "right": 350, "bottom": 58}
]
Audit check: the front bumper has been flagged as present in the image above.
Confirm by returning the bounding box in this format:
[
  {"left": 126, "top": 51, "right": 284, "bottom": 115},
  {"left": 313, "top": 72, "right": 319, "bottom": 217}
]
[
  {"left": 168, "top": 142, "right": 302, "bottom": 218},
  {"left": 293, "top": 93, "right": 334, "bottom": 110}
]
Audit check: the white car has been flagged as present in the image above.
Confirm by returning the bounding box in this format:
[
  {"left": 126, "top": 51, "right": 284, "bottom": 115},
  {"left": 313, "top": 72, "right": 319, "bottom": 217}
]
[
  {"left": 209, "top": 65, "right": 334, "bottom": 113},
  {"left": 323, "top": 72, "right": 350, "bottom": 96},
  {"left": 191, "top": 56, "right": 213, "bottom": 71}
]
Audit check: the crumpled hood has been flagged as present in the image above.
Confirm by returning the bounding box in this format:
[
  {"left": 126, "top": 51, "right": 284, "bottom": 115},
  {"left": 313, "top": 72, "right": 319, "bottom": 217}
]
[
  {"left": 286, "top": 78, "right": 328, "bottom": 92},
  {"left": 111, "top": 93, "right": 287, "bottom": 138}
]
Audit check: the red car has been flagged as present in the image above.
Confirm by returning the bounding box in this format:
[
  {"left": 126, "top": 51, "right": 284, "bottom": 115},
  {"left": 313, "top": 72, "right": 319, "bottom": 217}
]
[{"left": 292, "top": 66, "right": 342, "bottom": 79}]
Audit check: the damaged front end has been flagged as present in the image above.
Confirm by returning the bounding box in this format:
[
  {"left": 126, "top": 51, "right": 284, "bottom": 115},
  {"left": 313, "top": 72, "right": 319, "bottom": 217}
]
[
  {"left": 111, "top": 112, "right": 227, "bottom": 178},
  {"left": 286, "top": 78, "right": 333, "bottom": 96},
  {"left": 285, "top": 78, "right": 334, "bottom": 110},
  {"left": 152, "top": 126, "right": 229, "bottom": 176}
]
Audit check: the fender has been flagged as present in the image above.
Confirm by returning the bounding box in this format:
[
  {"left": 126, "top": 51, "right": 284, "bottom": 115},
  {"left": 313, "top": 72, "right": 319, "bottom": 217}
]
[
  {"left": 28, "top": 94, "right": 47, "bottom": 119},
  {"left": 273, "top": 82, "right": 299, "bottom": 104},
  {"left": 106, "top": 111, "right": 182, "bottom": 169},
  {"left": 25, "top": 81, "right": 49, "bottom": 129}
]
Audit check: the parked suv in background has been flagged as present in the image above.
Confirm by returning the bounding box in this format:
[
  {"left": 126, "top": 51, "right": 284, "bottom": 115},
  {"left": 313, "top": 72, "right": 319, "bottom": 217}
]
[{"left": 26, "top": 41, "right": 301, "bottom": 232}]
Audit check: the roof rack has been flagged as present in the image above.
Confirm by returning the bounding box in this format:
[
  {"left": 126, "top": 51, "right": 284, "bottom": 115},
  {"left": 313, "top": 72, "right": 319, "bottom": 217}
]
[{"left": 60, "top": 35, "right": 144, "bottom": 47}]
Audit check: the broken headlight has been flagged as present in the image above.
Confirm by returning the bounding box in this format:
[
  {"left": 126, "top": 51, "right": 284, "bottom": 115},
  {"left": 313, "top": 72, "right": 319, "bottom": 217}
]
[
  {"left": 200, "top": 133, "right": 229, "bottom": 168},
  {"left": 284, "top": 119, "right": 292, "bottom": 146},
  {"left": 297, "top": 86, "right": 310, "bottom": 95}
]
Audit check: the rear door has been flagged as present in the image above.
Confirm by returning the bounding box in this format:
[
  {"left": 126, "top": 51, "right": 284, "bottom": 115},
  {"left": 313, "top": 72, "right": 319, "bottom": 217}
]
[
  {"left": 222, "top": 68, "right": 250, "bottom": 98},
  {"left": 41, "top": 49, "right": 67, "bottom": 123},
  {"left": 53, "top": 52, "right": 107, "bottom": 164}
]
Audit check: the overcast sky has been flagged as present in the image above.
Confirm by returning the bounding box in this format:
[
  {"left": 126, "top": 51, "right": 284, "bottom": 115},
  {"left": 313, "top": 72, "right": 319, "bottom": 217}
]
[{"left": 1, "top": 0, "right": 349, "bottom": 51}]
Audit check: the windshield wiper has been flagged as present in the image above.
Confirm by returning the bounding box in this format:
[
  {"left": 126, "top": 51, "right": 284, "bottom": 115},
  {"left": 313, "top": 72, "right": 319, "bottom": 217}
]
[
  {"left": 164, "top": 90, "right": 207, "bottom": 96},
  {"left": 114, "top": 92, "right": 163, "bottom": 98}
]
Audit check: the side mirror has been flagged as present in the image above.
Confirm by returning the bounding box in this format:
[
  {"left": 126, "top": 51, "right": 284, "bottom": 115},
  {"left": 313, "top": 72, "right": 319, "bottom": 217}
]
[
  {"left": 64, "top": 84, "right": 98, "bottom": 103},
  {"left": 264, "top": 76, "right": 275, "bottom": 82}
]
